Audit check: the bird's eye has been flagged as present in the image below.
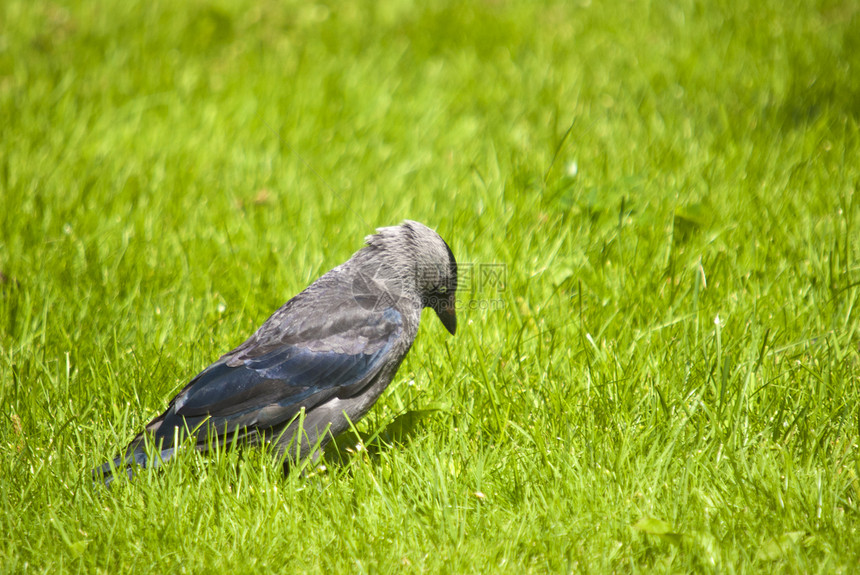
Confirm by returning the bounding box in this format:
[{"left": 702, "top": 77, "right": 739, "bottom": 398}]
[{"left": 438, "top": 285, "right": 447, "bottom": 294}]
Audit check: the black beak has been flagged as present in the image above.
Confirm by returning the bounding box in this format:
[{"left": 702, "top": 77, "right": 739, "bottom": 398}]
[{"left": 434, "top": 300, "right": 457, "bottom": 335}]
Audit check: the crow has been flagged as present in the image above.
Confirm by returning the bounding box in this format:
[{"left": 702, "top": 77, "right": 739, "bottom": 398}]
[{"left": 95, "top": 220, "right": 457, "bottom": 484}]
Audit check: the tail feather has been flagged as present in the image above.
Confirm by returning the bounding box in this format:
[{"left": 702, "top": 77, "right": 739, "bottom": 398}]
[
  {"left": 92, "top": 447, "right": 177, "bottom": 487},
  {"left": 92, "top": 421, "right": 267, "bottom": 486}
]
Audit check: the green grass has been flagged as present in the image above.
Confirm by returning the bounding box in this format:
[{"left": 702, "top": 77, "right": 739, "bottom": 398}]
[{"left": 2, "top": 0, "right": 859, "bottom": 572}]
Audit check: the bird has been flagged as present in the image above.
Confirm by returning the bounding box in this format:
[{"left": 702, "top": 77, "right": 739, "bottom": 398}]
[{"left": 94, "top": 220, "right": 457, "bottom": 484}]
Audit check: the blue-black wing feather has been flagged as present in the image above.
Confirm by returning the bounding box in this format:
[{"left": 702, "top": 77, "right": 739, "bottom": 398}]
[{"left": 150, "top": 305, "right": 404, "bottom": 446}]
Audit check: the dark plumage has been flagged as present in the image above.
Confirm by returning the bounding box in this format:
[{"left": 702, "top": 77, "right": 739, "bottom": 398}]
[{"left": 95, "top": 221, "right": 457, "bottom": 484}]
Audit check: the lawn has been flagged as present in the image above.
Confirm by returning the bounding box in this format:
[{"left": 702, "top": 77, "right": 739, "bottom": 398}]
[{"left": 1, "top": 0, "right": 859, "bottom": 572}]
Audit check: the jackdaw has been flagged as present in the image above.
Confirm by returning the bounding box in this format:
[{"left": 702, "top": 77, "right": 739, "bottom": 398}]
[{"left": 95, "top": 220, "right": 457, "bottom": 484}]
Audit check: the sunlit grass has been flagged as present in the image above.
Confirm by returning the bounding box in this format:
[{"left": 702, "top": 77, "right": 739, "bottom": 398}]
[{"left": 1, "top": 0, "right": 859, "bottom": 572}]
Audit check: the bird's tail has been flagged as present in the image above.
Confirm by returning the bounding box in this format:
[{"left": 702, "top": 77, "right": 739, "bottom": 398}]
[
  {"left": 92, "top": 443, "right": 178, "bottom": 487},
  {"left": 93, "top": 411, "right": 178, "bottom": 486},
  {"left": 92, "top": 420, "right": 259, "bottom": 486}
]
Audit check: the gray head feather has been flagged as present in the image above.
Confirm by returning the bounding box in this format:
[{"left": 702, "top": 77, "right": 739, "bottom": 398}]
[{"left": 358, "top": 220, "right": 457, "bottom": 334}]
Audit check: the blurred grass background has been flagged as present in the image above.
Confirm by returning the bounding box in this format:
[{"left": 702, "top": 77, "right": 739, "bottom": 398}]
[{"left": 1, "top": 0, "right": 859, "bottom": 572}]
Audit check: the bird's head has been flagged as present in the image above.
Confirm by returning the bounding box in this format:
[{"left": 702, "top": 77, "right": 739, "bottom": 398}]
[{"left": 364, "top": 220, "right": 457, "bottom": 335}]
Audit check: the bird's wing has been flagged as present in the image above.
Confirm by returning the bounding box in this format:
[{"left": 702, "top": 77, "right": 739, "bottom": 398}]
[{"left": 152, "top": 304, "right": 404, "bottom": 444}]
